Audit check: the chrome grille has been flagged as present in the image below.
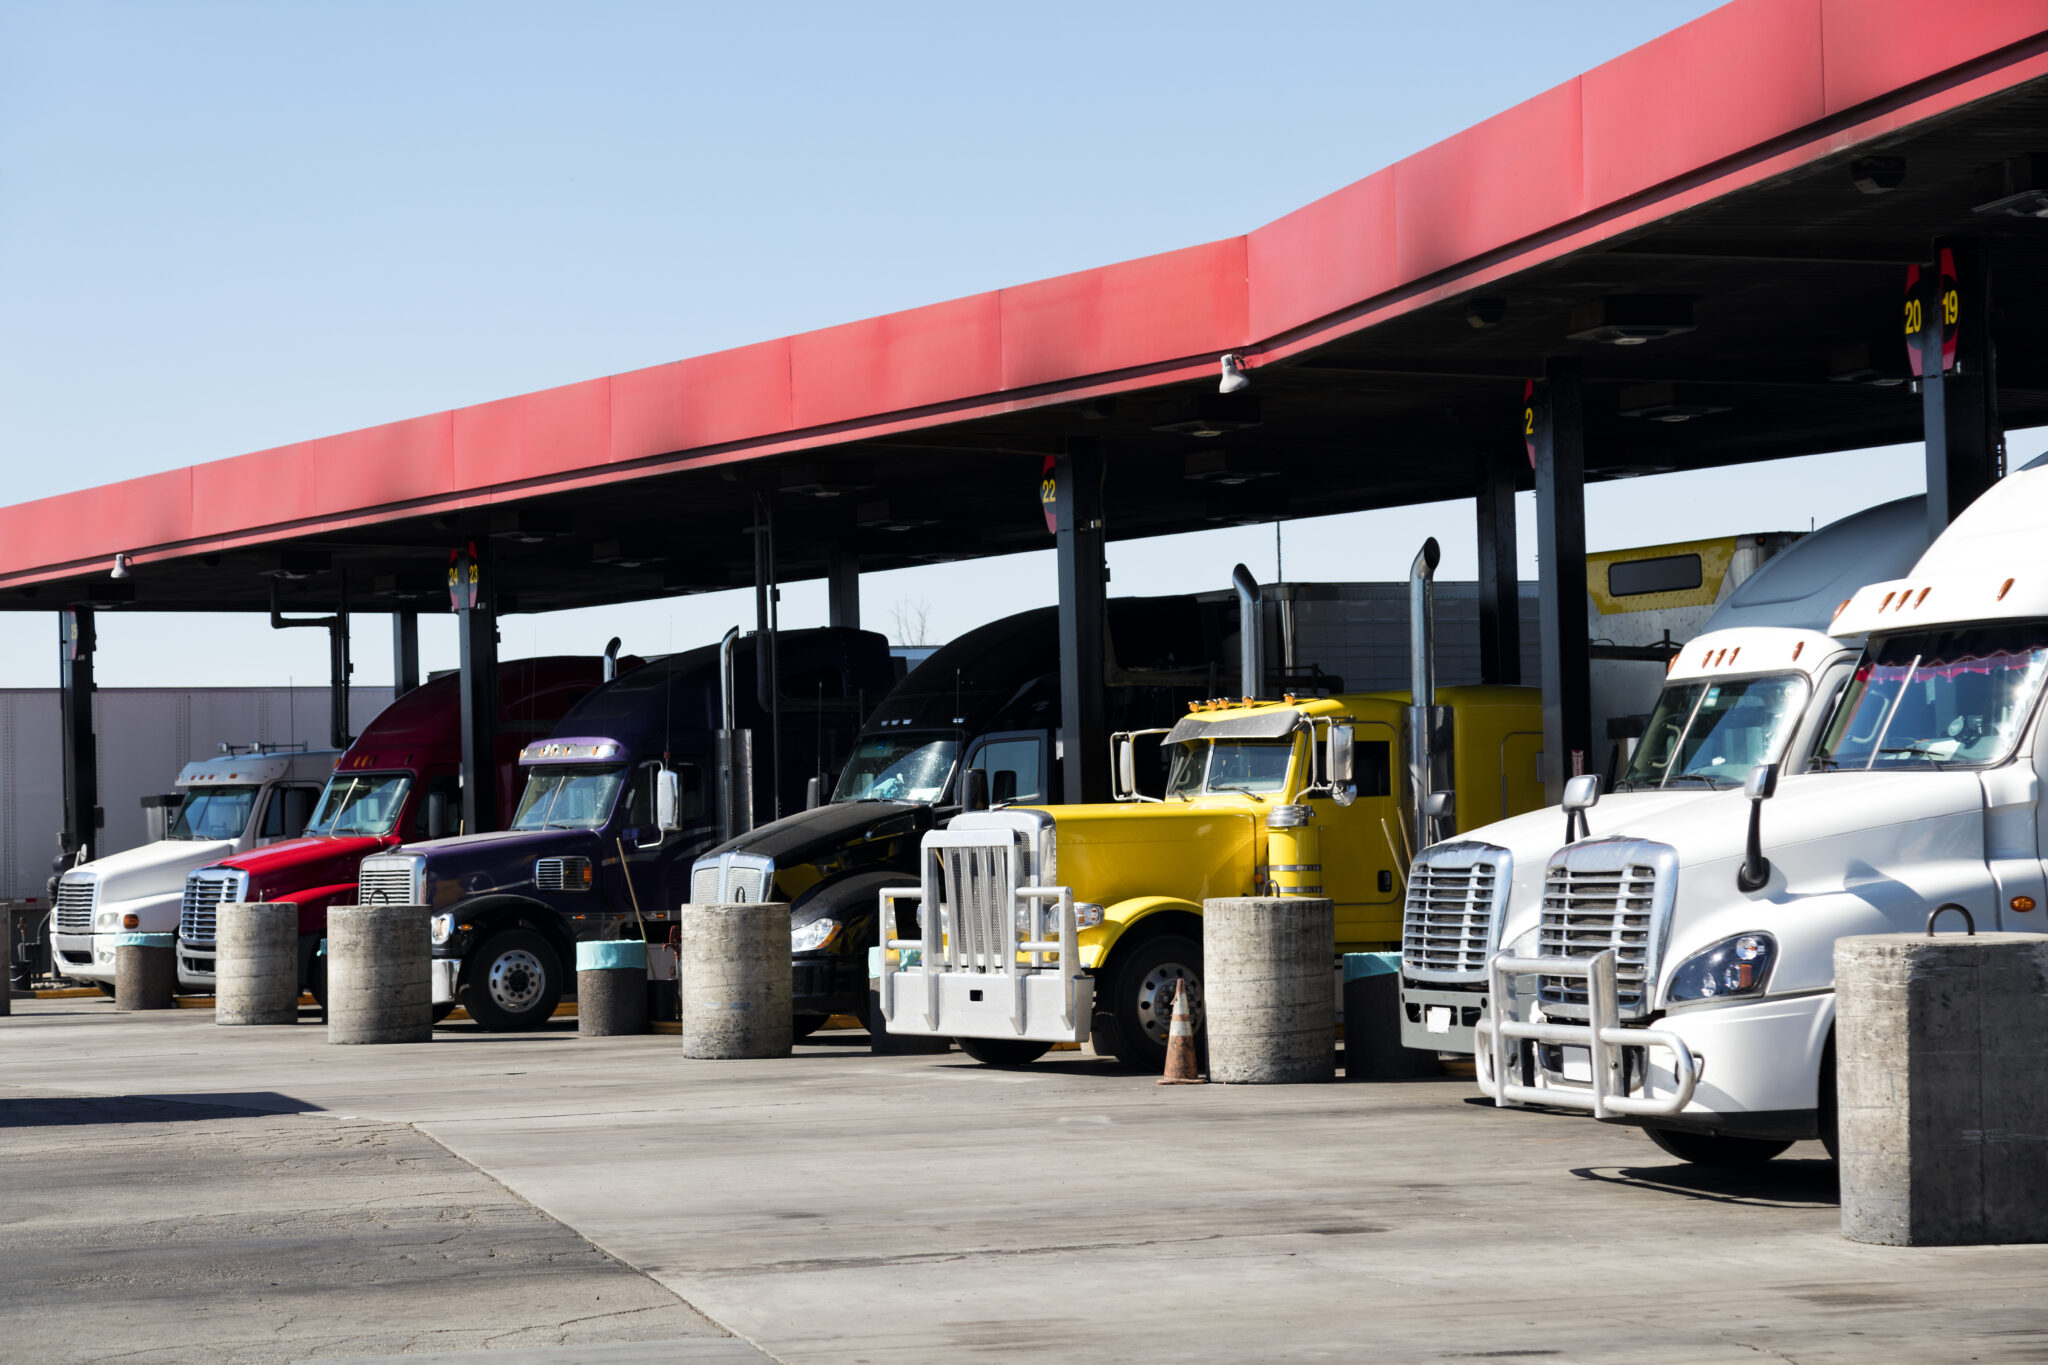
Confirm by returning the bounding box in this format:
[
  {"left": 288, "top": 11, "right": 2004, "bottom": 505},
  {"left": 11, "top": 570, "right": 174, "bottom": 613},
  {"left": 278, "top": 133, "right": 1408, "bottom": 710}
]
[
  {"left": 935, "top": 839, "right": 1016, "bottom": 970},
  {"left": 535, "top": 856, "right": 591, "bottom": 892},
  {"left": 1400, "top": 842, "right": 1511, "bottom": 984},
  {"left": 1536, "top": 839, "right": 1675, "bottom": 1021},
  {"left": 179, "top": 869, "right": 247, "bottom": 945},
  {"left": 357, "top": 857, "right": 421, "bottom": 906},
  {"left": 54, "top": 879, "right": 98, "bottom": 934},
  {"left": 687, "top": 853, "right": 774, "bottom": 904}
]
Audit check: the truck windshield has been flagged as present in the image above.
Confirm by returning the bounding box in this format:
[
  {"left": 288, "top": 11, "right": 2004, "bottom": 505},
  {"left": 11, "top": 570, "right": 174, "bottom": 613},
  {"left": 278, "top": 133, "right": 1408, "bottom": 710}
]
[
  {"left": 1165, "top": 740, "right": 1295, "bottom": 799},
  {"left": 510, "top": 766, "right": 627, "bottom": 830},
  {"left": 169, "top": 786, "right": 260, "bottom": 841},
  {"left": 306, "top": 773, "right": 413, "bottom": 837},
  {"left": 1620, "top": 674, "right": 1809, "bottom": 790},
  {"left": 1815, "top": 625, "right": 2048, "bottom": 771},
  {"left": 832, "top": 734, "right": 959, "bottom": 803}
]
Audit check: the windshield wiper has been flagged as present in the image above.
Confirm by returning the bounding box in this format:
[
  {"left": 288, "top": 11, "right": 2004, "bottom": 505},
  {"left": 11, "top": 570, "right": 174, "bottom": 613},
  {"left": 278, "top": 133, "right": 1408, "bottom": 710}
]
[
  {"left": 1207, "top": 784, "right": 1267, "bottom": 802},
  {"left": 1664, "top": 773, "right": 1723, "bottom": 790},
  {"left": 1879, "top": 745, "right": 1951, "bottom": 769}
]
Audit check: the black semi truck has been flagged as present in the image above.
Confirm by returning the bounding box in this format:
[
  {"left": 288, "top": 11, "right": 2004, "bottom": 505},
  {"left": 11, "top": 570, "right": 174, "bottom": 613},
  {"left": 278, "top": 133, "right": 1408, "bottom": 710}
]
[
  {"left": 688, "top": 594, "right": 1263, "bottom": 1040},
  {"left": 358, "top": 627, "right": 897, "bottom": 1030}
]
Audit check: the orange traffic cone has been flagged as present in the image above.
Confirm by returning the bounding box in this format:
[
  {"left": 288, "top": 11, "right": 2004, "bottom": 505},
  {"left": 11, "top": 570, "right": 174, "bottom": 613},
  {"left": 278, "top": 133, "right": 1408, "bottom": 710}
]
[{"left": 1158, "top": 977, "right": 1206, "bottom": 1085}]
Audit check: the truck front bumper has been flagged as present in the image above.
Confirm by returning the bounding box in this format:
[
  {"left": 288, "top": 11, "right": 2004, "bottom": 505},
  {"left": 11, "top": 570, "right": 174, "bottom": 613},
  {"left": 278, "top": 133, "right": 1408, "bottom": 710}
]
[
  {"left": 1399, "top": 981, "right": 1487, "bottom": 1054},
  {"left": 176, "top": 941, "right": 216, "bottom": 990},
  {"left": 1478, "top": 951, "right": 1833, "bottom": 1139},
  {"left": 52, "top": 931, "right": 110, "bottom": 984},
  {"left": 793, "top": 950, "right": 865, "bottom": 1018}
]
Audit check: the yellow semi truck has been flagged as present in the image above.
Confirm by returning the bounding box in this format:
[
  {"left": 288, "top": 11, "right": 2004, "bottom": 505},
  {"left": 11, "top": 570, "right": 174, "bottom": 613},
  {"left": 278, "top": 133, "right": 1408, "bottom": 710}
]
[{"left": 878, "top": 544, "right": 1545, "bottom": 1069}]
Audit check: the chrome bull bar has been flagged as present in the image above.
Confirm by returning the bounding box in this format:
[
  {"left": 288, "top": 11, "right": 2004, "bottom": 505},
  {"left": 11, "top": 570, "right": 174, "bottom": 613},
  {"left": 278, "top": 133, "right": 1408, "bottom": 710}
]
[
  {"left": 1474, "top": 950, "right": 1698, "bottom": 1120},
  {"left": 876, "top": 828, "right": 1092, "bottom": 1043}
]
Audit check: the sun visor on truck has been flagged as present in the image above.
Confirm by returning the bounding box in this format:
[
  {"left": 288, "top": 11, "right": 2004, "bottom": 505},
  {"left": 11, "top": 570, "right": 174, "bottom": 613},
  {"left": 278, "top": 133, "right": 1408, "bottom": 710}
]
[{"left": 1163, "top": 711, "right": 1307, "bottom": 746}]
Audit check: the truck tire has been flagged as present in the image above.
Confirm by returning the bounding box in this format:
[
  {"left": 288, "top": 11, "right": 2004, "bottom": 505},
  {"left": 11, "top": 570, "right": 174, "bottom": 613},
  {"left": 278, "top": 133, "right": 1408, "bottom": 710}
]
[
  {"left": 956, "top": 1036, "right": 1051, "bottom": 1067},
  {"left": 432, "top": 1002, "right": 457, "bottom": 1024},
  {"left": 793, "top": 1013, "right": 828, "bottom": 1040},
  {"left": 1818, "top": 1033, "right": 1838, "bottom": 1163},
  {"left": 1645, "top": 1126, "right": 1793, "bottom": 1166},
  {"left": 96, "top": 983, "right": 118, "bottom": 999},
  {"left": 1099, "top": 933, "right": 1203, "bottom": 1073},
  {"left": 461, "top": 929, "right": 562, "bottom": 1032}
]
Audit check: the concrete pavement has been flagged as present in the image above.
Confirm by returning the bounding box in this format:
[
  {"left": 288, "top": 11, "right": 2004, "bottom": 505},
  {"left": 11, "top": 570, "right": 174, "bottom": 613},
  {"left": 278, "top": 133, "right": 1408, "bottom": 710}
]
[{"left": 4, "top": 997, "right": 2045, "bottom": 1363}]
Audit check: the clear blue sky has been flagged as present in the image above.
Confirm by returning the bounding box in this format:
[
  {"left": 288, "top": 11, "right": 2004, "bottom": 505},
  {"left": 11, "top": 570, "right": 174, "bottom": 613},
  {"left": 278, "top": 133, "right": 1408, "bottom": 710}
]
[{"left": 1, "top": 2, "right": 2018, "bottom": 685}]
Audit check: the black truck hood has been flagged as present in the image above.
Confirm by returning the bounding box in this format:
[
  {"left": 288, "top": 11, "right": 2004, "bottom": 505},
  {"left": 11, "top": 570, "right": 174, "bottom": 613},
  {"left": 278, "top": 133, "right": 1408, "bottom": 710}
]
[{"left": 701, "top": 800, "right": 937, "bottom": 865}]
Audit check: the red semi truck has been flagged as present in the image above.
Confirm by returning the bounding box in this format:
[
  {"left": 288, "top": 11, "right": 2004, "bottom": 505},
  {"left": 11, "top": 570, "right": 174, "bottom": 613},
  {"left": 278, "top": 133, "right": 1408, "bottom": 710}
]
[{"left": 174, "top": 656, "right": 613, "bottom": 998}]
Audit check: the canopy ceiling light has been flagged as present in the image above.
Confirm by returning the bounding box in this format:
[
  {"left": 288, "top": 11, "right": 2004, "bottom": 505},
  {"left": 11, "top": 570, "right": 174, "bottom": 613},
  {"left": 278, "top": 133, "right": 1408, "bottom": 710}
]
[
  {"left": 1974, "top": 153, "right": 2048, "bottom": 218},
  {"left": 1617, "top": 382, "right": 1728, "bottom": 424},
  {"left": 1566, "top": 295, "right": 1694, "bottom": 346},
  {"left": 110, "top": 552, "right": 131, "bottom": 580},
  {"left": 1850, "top": 155, "right": 1907, "bottom": 194},
  {"left": 1149, "top": 393, "right": 1262, "bottom": 439}
]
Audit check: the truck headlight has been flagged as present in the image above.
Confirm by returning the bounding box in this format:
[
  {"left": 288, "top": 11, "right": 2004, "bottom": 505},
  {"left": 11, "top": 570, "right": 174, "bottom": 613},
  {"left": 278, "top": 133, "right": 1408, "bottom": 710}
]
[
  {"left": 791, "top": 918, "right": 841, "bottom": 953},
  {"left": 1666, "top": 932, "right": 1776, "bottom": 1005},
  {"left": 430, "top": 913, "right": 455, "bottom": 946}
]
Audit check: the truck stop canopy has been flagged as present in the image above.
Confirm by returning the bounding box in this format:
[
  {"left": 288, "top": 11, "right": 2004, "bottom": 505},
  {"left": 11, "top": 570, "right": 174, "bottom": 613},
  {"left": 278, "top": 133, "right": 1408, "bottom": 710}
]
[{"left": 10, "top": 0, "right": 2048, "bottom": 834}]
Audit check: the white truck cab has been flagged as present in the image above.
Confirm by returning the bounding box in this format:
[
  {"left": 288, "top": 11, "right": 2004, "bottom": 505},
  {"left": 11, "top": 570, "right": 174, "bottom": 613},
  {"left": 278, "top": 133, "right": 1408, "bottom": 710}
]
[
  {"left": 1400, "top": 498, "right": 1929, "bottom": 1055},
  {"left": 48, "top": 744, "right": 334, "bottom": 990},
  {"left": 1475, "top": 470, "right": 2048, "bottom": 1163}
]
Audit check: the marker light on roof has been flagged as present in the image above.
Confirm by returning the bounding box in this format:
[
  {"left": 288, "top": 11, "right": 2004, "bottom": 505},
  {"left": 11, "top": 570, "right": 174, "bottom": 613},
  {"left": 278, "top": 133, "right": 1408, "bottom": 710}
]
[{"left": 2000, "top": 578, "right": 2016, "bottom": 601}]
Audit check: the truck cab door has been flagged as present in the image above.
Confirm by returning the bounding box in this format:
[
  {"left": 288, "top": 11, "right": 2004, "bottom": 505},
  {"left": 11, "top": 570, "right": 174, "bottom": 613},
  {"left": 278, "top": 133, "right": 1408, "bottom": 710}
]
[
  {"left": 1308, "top": 722, "right": 1402, "bottom": 948},
  {"left": 618, "top": 759, "right": 708, "bottom": 918},
  {"left": 255, "top": 784, "right": 320, "bottom": 847},
  {"left": 963, "top": 731, "right": 1050, "bottom": 806}
]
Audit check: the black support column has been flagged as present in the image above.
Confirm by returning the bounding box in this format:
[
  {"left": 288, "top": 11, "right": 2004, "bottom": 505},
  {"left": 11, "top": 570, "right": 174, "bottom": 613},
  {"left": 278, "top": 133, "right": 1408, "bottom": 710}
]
[
  {"left": 1921, "top": 240, "right": 2003, "bottom": 536},
  {"left": 1055, "top": 436, "right": 1109, "bottom": 806},
  {"left": 1533, "top": 359, "right": 1591, "bottom": 804},
  {"left": 451, "top": 544, "right": 499, "bottom": 834},
  {"left": 827, "top": 545, "right": 860, "bottom": 631},
  {"left": 1475, "top": 449, "right": 1522, "bottom": 686},
  {"left": 391, "top": 612, "right": 420, "bottom": 697},
  {"left": 56, "top": 608, "right": 99, "bottom": 875}
]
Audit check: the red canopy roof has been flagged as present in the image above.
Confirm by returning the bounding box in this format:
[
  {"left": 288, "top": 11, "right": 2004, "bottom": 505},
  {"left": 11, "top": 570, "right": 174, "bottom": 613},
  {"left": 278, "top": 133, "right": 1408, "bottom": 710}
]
[{"left": 6, "top": 0, "right": 2047, "bottom": 589}]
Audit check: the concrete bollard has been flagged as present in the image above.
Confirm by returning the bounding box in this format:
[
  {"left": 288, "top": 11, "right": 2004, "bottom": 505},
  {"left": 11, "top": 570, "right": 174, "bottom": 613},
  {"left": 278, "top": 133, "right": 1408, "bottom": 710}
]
[
  {"left": 1343, "top": 952, "right": 1440, "bottom": 1079},
  {"left": 682, "top": 902, "right": 791, "bottom": 1060},
  {"left": 1204, "top": 897, "right": 1335, "bottom": 1083},
  {"left": 1837, "top": 930, "right": 2048, "bottom": 1246},
  {"left": 866, "top": 947, "right": 949, "bottom": 1055},
  {"left": 215, "top": 902, "right": 300, "bottom": 1025},
  {"left": 326, "top": 905, "right": 432, "bottom": 1045},
  {"left": 114, "top": 933, "right": 177, "bottom": 1011},
  {"left": 577, "top": 940, "right": 650, "bottom": 1037}
]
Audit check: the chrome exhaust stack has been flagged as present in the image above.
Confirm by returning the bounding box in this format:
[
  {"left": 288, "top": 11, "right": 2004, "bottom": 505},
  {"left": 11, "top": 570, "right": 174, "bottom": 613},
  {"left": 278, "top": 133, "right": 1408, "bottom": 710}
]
[
  {"left": 1232, "top": 563, "right": 1264, "bottom": 701},
  {"left": 1409, "top": 538, "right": 1442, "bottom": 849}
]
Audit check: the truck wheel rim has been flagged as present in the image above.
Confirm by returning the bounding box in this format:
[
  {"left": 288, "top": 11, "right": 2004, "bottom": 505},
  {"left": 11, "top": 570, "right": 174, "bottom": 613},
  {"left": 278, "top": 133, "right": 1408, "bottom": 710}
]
[
  {"left": 1135, "top": 964, "right": 1202, "bottom": 1045},
  {"left": 488, "top": 949, "right": 546, "bottom": 1013}
]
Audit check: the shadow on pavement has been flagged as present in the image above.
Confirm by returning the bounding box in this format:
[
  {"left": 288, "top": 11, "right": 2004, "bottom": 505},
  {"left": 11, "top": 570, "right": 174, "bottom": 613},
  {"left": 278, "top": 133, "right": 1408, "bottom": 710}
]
[
  {"left": 1570, "top": 1157, "right": 1839, "bottom": 1208},
  {"left": 0, "top": 1092, "right": 324, "bottom": 1126}
]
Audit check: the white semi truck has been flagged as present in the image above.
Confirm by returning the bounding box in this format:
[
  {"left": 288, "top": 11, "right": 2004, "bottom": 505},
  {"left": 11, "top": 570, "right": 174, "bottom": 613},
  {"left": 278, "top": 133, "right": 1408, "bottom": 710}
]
[
  {"left": 49, "top": 744, "right": 336, "bottom": 991},
  {"left": 1399, "top": 498, "right": 1930, "bottom": 1055},
  {"left": 1471, "top": 472, "right": 2048, "bottom": 1163}
]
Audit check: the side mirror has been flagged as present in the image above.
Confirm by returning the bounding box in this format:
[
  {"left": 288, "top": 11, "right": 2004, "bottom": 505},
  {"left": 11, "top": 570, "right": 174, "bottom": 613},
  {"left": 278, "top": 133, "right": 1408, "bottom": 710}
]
[
  {"left": 1737, "top": 763, "right": 1780, "bottom": 893},
  {"left": 1744, "top": 761, "right": 1780, "bottom": 802},
  {"left": 427, "top": 791, "right": 457, "bottom": 840},
  {"left": 1424, "top": 790, "right": 1454, "bottom": 820},
  {"left": 1327, "top": 725, "right": 1355, "bottom": 785},
  {"left": 657, "top": 769, "right": 682, "bottom": 832},
  {"left": 1561, "top": 774, "right": 1600, "bottom": 844},
  {"left": 1115, "top": 735, "right": 1137, "bottom": 799},
  {"left": 960, "top": 767, "right": 989, "bottom": 813},
  {"left": 805, "top": 775, "right": 825, "bottom": 810}
]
